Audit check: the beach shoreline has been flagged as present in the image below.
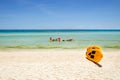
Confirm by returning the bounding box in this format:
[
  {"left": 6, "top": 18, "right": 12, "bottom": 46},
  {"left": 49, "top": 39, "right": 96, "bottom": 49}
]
[{"left": 0, "top": 49, "right": 120, "bottom": 80}]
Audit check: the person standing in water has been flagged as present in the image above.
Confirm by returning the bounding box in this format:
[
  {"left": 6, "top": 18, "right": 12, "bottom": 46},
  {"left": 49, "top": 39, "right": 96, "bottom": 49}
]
[
  {"left": 57, "top": 38, "right": 61, "bottom": 42},
  {"left": 49, "top": 37, "right": 52, "bottom": 42}
]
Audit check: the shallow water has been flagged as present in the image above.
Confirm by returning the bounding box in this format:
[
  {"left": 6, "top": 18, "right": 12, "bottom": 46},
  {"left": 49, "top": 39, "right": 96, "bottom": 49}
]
[{"left": 0, "top": 30, "right": 120, "bottom": 49}]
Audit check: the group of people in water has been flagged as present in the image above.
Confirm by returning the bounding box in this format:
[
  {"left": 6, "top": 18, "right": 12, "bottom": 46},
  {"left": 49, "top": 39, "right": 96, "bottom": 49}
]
[{"left": 49, "top": 37, "right": 74, "bottom": 42}]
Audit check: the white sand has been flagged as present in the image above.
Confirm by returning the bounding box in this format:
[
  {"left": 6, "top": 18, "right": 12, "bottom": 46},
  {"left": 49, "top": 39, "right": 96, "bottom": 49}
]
[{"left": 0, "top": 49, "right": 120, "bottom": 80}]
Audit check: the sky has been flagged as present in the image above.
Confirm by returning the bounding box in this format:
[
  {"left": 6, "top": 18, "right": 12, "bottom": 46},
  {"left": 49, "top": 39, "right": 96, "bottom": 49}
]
[{"left": 0, "top": 0, "right": 120, "bottom": 29}]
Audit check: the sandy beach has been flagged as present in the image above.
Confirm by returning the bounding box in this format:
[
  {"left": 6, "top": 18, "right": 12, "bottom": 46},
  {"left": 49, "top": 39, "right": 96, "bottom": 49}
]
[{"left": 0, "top": 49, "right": 120, "bottom": 80}]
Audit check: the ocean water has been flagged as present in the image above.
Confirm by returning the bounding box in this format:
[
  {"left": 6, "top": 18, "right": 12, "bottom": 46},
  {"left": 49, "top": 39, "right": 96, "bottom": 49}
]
[{"left": 0, "top": 30, "right": 120, "bottom": 49}]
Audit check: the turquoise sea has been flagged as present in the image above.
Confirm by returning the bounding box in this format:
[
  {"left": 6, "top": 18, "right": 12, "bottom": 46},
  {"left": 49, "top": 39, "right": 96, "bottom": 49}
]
[{"left": 0, "top": 30, "right": 120, "bottom": 49}]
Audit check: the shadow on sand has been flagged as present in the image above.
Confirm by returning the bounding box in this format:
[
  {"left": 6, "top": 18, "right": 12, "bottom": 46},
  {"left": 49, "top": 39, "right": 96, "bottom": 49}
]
[{"left": 86, "top": 57, "right": 102, "bottom": 67}]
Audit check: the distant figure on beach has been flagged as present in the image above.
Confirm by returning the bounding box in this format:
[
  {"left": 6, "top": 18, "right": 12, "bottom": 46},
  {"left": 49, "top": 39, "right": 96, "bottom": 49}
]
[
  {"left": 49, "top": 37, "right": 52, "bottom": 42},
  {"left": 62, "top": 40, "right": 65, "bottom": 42},
  {"left": 53, "top": 39, "right": 57, "bottom": 41},
  {"left": 49, "top": 37, "right": 74, "bottom": 42},
  {"left": 66, "top": 39, "right": 74, "bottom": 42},
  {"left": 49, "top": 37, "right": 61, "bottom": 42},
  {"left": 57, "top": 38, "right": 61, "bottom": 42},
  {"left": 62, "top": 39, "right": 74, "bottom": 42}
]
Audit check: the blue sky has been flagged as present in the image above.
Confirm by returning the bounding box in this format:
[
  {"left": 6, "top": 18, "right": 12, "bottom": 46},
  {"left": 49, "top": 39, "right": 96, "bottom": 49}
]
[{"left": 0, "top": 0, "right": 120, "bottom": 29}]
